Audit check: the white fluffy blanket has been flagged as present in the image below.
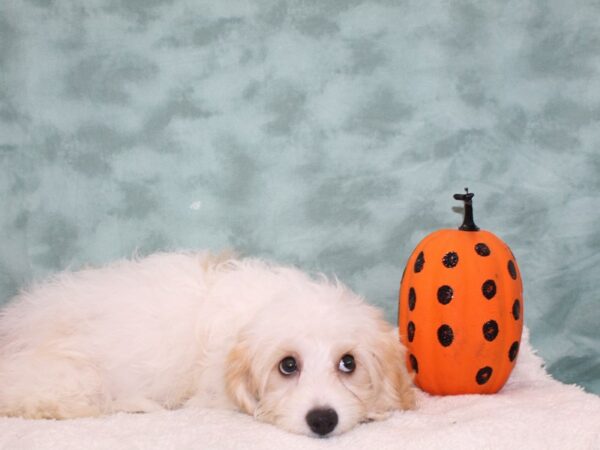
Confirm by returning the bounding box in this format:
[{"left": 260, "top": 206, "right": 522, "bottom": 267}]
[{"left": 1, "top": 329, "right": 598, "bottom": 450}]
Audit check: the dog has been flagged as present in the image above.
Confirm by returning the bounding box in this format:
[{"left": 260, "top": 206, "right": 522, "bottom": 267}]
[{"left": 0, "top": 252, "right": 415, "bottom": 436}]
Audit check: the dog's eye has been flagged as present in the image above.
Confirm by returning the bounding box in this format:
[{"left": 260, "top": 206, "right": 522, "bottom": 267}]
[
  {"left": 279, "top": 356, "right": 298, "bottom": 375},
  {"left": 338, "top": 354, "right": 356, "bottom": 373}
]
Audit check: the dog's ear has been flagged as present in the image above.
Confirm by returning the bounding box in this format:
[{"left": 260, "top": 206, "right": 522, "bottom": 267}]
[
  {"left": 225, "top": 338, "right": 259, "bottom": 415},
  {"left": 365, "top": 320, "right": 416, "bottom": 420}
]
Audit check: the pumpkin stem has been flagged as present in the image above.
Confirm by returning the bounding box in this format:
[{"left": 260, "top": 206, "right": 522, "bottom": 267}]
[{"left": 453, "top": 188, "right": 480, "bottom": 231}]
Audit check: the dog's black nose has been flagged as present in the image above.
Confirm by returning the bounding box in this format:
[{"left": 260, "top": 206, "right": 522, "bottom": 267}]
[{"left": 306, "top": 408, "right": 338, "bottom": 436}]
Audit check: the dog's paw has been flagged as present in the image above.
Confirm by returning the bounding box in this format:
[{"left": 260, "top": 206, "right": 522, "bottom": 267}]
[
  {"left": 364, "top": 410, "right": 393, "bottom": 422},
  {"left": 112, "top": 397, "right": 165, "bottom": 414}
]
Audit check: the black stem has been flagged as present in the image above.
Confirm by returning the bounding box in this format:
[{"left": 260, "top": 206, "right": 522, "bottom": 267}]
[{"left": 453, "top": 188, "right": 479, "bottom": 231}]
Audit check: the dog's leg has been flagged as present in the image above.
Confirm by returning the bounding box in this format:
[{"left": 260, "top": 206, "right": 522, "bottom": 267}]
[{"left": 0, "top": 351, "right": 109, "bottom": 419}]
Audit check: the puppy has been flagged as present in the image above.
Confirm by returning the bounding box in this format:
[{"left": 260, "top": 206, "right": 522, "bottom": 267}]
[{"left": 0, "top": 252, "right": 415, "bottom": 436}]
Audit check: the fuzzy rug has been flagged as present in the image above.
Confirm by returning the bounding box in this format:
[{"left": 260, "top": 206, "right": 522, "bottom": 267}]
[{"left": 0, "top": 329, "right": 598, "bottom": 450}]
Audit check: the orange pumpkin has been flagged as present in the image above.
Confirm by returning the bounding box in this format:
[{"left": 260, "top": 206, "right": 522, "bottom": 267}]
[{"left": 398, "top": 189, "right": 523, "bottom": 395}]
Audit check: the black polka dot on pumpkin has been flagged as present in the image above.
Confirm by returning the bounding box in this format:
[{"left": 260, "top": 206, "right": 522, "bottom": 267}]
[
  {"left": 442, "top": 252, "right": 459, "bottom": 268},
  {"left": 482, "top": 320, "right": 499, "bottom": 341},
  {"left": 482, "top": 280, "right": 497, "bottom": 300},
  {"left": 512, "top": 299, "right": 521, "bottom": 320},
  {"left": 437, "top": 285, "right": 454, "bottom": 305},
  {"left": 414, "top": 251, "right": 425, "bottom": 273},
  {"left": 407, "top": 321, "right": 415, "bottom": 342},
  {"left": 476, "top": 366, "right": 493, "bottom": 385},
  {"left": 437, "top": 324, "right": 454, "bottom": 347},
  {"left": 408, "top": 287, "right": 416, "bottom": 311},
  {"left": 509, "top": 341, "right": 520, "bottom": 362},
  {"left": 508, "top": 260, "right": 517, "bottom": 280},
  {"left": 409, "top": 354, "right": 419, "bottom": 373},
  {"left": 475, "top": 243, "right": 491, "bottom": 256}
]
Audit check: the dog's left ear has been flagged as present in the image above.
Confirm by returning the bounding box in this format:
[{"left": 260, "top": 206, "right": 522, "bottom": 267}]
[
  {"left": 365, "top": 320, "right": 416, "bottom": 420},
  {"left": 225, "top": 338, "right": 259, "bottom": 415}
]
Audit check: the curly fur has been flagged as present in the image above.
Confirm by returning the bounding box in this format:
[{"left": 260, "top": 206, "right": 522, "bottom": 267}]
[{"left": 0, "top": 252, "right": 415, "bottom": 436}]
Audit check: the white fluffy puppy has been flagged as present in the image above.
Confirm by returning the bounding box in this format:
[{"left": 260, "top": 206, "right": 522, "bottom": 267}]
[{"left": 0, "top": 252, "right": 415, "bottom": 436}]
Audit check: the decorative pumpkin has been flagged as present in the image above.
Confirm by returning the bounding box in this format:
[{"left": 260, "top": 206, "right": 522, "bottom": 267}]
[{"left": 398, "top": 189, "right": 523, "bottom": 395}]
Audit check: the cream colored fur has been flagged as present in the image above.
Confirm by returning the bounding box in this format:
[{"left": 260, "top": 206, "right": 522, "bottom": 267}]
[{"left": 0, "top": 252, "right": 414, "bottom": 436}]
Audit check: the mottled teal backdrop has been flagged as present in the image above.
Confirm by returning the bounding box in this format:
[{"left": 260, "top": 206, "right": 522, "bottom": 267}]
[{"left": 1, "top": 0, "right": 599, "bottom": 394}]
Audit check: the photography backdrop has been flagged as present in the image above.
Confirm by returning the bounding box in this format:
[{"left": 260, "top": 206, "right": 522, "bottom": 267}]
[{"left": 1, "top": 0, "right": 599, "bottom": 394}]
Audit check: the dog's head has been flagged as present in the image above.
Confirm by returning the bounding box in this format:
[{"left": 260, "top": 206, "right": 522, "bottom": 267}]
[{"left": 225, "top": 275, "right": 415, "bottom": 437}]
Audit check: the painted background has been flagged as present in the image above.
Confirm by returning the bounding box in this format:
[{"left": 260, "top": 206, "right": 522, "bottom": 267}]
[{"left": 1, "top": 0, "right": 599, "bottom": 394}]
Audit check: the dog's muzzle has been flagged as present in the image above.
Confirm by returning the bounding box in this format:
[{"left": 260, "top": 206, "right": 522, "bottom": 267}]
[{"left": 305, "top": 407, "right": 338, "bottom": 436}]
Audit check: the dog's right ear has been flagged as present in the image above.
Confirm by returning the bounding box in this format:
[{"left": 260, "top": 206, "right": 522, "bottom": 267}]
[
  {"left": 364, "top": 321, "right": 416, "bottom": 420},
  {"left": 225, "top": 338, "right": 258, "bottom": 415}
]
